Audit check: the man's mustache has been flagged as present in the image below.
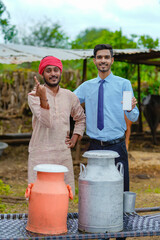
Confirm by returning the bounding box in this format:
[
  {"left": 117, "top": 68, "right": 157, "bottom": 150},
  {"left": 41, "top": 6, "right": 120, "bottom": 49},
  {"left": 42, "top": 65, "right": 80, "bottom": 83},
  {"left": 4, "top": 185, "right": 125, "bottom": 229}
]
[
  {"left": 49, "top": 75, "right": 58, "bottom": 79},
  {"left": 99, "top": 63, "right": 107, "bottom": 66}
]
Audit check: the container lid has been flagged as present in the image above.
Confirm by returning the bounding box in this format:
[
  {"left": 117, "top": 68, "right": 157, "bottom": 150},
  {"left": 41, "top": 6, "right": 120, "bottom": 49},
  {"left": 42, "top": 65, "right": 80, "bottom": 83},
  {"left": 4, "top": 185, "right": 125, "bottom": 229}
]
[
  {"left": 34, "top": 164, "right": 68, "bottom": 173},
  {"left": 82, "top": 150, "right": 119, "bottom": 158},
  {"left": 0, "top": 142, "right": 8, "bottom": 150}
]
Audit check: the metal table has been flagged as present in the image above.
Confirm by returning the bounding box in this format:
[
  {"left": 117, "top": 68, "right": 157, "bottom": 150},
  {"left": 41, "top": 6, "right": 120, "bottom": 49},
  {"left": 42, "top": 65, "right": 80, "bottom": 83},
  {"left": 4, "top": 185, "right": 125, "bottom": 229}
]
[{"left": 1, "top": 208, "right": 160, "bottom": 239}]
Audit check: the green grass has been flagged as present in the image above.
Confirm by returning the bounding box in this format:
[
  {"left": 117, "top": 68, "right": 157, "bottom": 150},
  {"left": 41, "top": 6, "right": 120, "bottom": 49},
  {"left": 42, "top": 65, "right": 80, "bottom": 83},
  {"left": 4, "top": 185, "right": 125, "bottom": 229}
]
[
  {"left": 0, "top": 180, "right": 12, "bottom": 195},
  {"left": 145, "top": 185, "right": 160, "bottom": 194}
]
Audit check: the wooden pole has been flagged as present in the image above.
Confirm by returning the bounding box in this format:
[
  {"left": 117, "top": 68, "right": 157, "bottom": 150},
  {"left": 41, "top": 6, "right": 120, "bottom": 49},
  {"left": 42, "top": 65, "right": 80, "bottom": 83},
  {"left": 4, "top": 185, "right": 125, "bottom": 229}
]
[
  {"left": 82, "top": 59, "right": 87, "bottom": 83},
  {"left": 138, "top": 64, "right": 143, "bottom": 132},
  {"left": 74, "top": 58, "right": 87, "bottom": 164}
]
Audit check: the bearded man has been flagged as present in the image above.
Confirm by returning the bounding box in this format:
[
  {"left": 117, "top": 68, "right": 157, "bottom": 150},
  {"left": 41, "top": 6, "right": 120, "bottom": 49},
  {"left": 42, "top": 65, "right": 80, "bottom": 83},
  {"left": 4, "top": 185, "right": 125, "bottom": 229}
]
[{"left": 28, "top": 56, "right": 85, "bottom": 195}]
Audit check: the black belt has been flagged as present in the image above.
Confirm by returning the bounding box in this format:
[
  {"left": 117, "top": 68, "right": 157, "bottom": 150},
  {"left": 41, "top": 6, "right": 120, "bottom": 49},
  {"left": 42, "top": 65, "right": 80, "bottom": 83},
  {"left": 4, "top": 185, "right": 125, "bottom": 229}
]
[{"left": 90, "top": 135, "right": 125, "bottom": 146}]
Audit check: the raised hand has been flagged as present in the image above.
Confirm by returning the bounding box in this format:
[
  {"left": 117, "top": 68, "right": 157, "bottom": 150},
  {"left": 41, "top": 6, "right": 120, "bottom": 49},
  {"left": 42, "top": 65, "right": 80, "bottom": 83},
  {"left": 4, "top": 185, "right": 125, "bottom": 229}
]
[
  {"left": 29, "top": 76, "right": 47, "bottom": 98},
  {"left": 33, "top": 76, "right": 47, "bottom": 98},
  {"left": 29, "top": 76, "right": 49, "bottom": 109}
]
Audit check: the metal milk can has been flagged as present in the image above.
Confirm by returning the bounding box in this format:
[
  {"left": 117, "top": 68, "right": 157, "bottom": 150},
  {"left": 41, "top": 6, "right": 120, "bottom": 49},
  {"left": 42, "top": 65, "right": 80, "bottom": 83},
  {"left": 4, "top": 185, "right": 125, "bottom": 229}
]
[
  {"left": 78, "top": 150, "right": 123, "bottom": 233},
  {"left": 25, "top": 164, "right": 73, "bottom": 234}
]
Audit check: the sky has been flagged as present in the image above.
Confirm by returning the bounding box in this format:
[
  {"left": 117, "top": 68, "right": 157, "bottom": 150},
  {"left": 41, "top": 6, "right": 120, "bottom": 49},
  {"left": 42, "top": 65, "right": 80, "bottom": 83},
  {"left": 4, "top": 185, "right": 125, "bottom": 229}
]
[{"left": 2, "top": 0, "right": 160, "bottom": 42}]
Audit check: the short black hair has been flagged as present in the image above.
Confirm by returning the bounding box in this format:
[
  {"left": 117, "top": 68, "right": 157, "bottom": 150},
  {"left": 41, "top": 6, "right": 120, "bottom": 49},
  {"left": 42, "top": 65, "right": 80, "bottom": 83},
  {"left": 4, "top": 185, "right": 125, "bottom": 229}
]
[{"left": 94, "top": 44, "right": 113, "bottom": 58}]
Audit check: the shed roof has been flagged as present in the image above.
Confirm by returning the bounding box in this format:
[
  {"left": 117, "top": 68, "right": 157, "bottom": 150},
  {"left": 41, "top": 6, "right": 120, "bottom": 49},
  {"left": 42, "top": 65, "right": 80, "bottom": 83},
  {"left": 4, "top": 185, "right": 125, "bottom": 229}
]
[
  {"left": 113, "top": 49, "right": 160, "bottom": 66},
  {"left": 0, "top": 44, "right": 93, "bottom": 64},
  {"left": 0, "top": 43, "right": 160, "bottom": 66}
]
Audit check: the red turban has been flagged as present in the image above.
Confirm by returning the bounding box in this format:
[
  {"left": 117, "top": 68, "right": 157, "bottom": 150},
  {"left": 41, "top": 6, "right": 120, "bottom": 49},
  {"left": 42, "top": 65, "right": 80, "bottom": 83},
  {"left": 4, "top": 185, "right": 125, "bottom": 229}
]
[{"left": 38, "top": 56, "right": 63, "bottom": 75}]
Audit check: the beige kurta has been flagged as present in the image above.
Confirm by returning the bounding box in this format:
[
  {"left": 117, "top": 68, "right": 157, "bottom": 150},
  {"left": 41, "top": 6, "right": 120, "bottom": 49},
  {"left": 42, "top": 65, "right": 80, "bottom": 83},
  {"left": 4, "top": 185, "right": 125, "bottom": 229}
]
[{"left": 28, "top": 87, "right": 86, "bottom": 195}]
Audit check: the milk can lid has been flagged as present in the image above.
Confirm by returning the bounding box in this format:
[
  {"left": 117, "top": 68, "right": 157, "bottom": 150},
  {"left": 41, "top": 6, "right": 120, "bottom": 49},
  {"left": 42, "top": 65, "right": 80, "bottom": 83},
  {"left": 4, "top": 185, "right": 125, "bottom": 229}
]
[
  {"left": 83, "top": 150, "right": 120, "bottom": 158},
  {"left": 0, "top": 142, "right": 8, "bottom": 150},
  {"left": 34, "top": 164, "right": 68, "bottom": 173}
]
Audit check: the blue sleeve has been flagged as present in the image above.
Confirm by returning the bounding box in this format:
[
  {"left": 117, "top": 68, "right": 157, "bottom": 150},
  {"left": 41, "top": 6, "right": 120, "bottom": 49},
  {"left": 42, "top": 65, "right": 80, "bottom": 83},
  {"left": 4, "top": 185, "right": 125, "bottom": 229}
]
[
  {"left": 74, "top": 83, "right": 85, "bottom": 104},
  {"left": 123, "top": 80, "right": 134, "bottom": 96},
  {"left": 125, "top": 106, "right": 139, "bottom": 122}
]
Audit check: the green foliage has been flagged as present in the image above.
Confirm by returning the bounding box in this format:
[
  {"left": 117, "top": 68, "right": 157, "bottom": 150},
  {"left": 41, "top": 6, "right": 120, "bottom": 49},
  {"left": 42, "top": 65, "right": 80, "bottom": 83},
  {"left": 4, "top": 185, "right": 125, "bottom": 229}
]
[
  {"left": 0, "top": 179, "right": 12, "bottom": 213},
  {"left": 16, "top": 62, "right": 40, "bottom": 72},
  {"left": 0, "top": 0, "right": 17, "bottom": 43},
  {"left": 73, "top": 187, "right": 79, "bottom": 204},
  {"left": 0, "top": 63, "right": 18, "bottom": 73},
  {"left": 145, "top": 185, "right": 160, "bottom": 194},
  {"left": 71, "top": 28, "right": 137, "bottom": 49},
  {"left": 137, "top": 35, "right": 159, "bottom": 49},
  {"left": 85, "top": 58, "right": 98, "bottom": 80},
  {"left": 14, "top": 17, "right": 70, "bottom": 48},
  {"left": 136, "top": 65, "right": 160, "bottom": 99},
  {"left": 142, "top": 81, "right": 160, "bottom": 97},
  {"left": 0, "top": 179, "right": 11, "bottom": 195},
  {"left": 112, "top": 62, "right": 136, "bottom": 79},
  {"left": 154, "top": 188, "right": 160, "bottom": 194},
  {"left": 60, "top": 78, "right": 77, "bottom": 92},
  {"left": 0, "top": 201, "right": 6, "bottom": 213}
]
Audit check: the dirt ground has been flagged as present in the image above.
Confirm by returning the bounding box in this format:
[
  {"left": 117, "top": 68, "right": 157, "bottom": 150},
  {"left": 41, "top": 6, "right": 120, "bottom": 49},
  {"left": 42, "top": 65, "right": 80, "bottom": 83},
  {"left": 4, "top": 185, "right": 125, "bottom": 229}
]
[{"left": 0, "top": 117, "right": 160, "bottom": 240}]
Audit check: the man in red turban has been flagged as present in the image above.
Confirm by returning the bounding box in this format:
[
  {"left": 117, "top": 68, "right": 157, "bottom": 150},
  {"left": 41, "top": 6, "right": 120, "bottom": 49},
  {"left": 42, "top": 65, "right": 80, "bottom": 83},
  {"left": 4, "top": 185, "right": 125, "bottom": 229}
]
[
  {"left": 27, "top": 56, "right": 86, "bottom": 195},
  {"left": 38, "top": 56, "right": 63, "bottom": 88}
]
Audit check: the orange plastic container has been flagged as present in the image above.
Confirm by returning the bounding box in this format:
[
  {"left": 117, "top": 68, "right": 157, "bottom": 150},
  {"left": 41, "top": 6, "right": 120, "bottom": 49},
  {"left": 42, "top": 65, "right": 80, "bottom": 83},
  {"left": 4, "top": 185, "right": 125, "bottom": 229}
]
[{"left": 25, "top": 164, "right": 73, "bottom": 234}]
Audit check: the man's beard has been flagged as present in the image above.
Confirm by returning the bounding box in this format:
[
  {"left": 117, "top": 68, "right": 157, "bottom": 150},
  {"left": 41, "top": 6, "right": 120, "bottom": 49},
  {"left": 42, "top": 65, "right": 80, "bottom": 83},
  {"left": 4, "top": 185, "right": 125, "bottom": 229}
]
[
  {"left": 97, "top": 63, "right": 111, "bottom": 73},
  {"left": 43, "top": 76, "right": 61, "bottom": 87},
  {"left": 98, "top": 68, "right": 108, "bottom": 73}
]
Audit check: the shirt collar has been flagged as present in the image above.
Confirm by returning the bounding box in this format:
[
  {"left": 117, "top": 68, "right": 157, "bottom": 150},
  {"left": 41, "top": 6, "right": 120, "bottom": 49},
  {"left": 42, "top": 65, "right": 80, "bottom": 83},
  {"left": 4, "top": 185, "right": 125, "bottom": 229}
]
[
  {"left": 97, "top": 72, "right": 113, "bottom": 83},
  {"left": 45, "top": 85, "right": 61, "bottom": 96}
]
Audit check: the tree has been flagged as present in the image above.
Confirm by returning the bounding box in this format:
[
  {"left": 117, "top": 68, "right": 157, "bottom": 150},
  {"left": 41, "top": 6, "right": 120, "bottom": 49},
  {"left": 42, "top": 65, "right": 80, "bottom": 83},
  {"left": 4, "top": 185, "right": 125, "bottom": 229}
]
[
  {"left": 71, "top": 27, "right": 159, "bottom": 50},
  {"left": 16, "top": 18, "right": 70, "bottom": 48},
  {"left": 137, "top": 35, "right": 159, "bottom": 49},
  {"left": 0, "top": 0, "right": 17, "bottom": 43},
  {"left": 71, "top": 28, "right": 137, "bottom": 49}
]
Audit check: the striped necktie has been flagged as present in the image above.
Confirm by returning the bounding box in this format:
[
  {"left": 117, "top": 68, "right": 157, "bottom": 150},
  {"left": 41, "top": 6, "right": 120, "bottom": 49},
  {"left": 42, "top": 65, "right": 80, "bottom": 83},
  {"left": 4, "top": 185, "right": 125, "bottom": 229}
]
[{"left": 97, "top": 79, "right": 105, "bottom": 130}]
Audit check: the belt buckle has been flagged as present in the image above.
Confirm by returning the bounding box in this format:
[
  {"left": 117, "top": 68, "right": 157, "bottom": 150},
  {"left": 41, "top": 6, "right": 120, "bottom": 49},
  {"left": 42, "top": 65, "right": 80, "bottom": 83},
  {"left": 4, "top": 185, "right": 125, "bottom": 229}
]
[{"left": 101, "top": 140, "right": 111, "bottom": 146}]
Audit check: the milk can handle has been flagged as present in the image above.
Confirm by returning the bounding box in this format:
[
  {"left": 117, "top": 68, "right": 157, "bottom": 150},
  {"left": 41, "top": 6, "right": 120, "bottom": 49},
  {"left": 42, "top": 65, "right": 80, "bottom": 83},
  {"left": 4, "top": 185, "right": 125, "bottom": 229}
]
[
  {"left": 116, "top": 162, "right": 124, "bottom": 177},
  {"left": 80, "top": 163, "right": 86, "bottom": 177},
  {"left": 25, "top": 183, "right": 34, "bottom": 200},
  {"left": 67, "top": 185, "right": 73, "bottom": 200}
]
